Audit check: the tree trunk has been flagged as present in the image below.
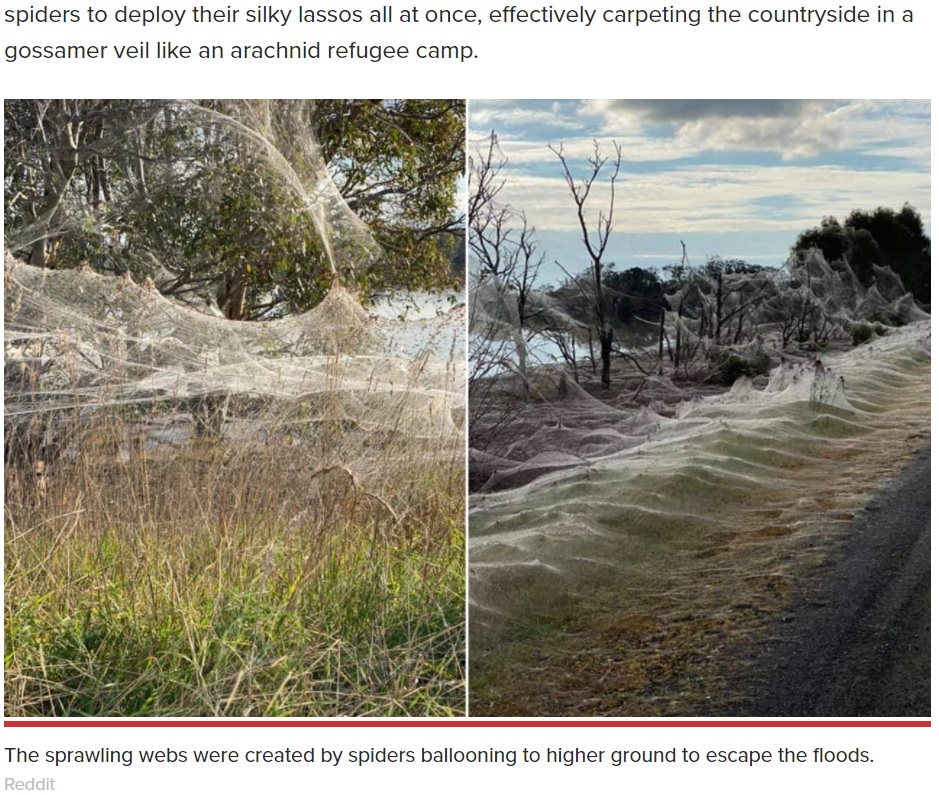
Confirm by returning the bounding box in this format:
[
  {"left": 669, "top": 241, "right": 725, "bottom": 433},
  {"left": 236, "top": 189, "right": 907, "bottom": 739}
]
[
  {"left": 569, "top": 333, "right": 579, "bottom": 383},
  {"left": 674, "top": 320, "right": 682, "bottom": 373},
  {"left": 714, "top": 270, "right": 723, "bottom": 344},
  {"left": 600, "top": 327, "right": 614, "bottom": 388},
  {"left": 220, "top": 267, "right": 249, "bottom": 320},
  {"left": 658, "top": 308, "right": 666, "bottom": 374},
  {"left": 28, "top": 101, "right": 86, "bottom": 268}
]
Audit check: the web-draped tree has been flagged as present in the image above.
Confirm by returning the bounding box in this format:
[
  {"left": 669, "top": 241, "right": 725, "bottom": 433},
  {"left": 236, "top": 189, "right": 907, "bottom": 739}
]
[
  {"left": 4, "top": 99, "right": 465, "bottom": 319},
  {"left": 469, "top": 131, "right": 548, "bottom": 381},
  {"left": 792, "top": 204, "right": 930, "bottom": 305}
]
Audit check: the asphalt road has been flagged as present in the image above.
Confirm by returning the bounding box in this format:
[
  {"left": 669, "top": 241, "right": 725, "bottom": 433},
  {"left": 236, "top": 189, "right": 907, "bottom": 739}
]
[{"left": 752, "top": 445, "right": 931, "bottom": 717}]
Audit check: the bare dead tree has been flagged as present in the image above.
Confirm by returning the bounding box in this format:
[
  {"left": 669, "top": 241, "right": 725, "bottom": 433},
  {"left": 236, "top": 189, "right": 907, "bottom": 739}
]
[
  {"left": 695, "top": 260, "right": 775, "bottom": 349},
  {"left": 467, "top": 132, "right": 540, "bottom": 449},
  {"left": 469, "top": 132, "right": 554, "bottom": 380},
  {"left": 550, "top": 140, "right": 622, "bottom": 388}
]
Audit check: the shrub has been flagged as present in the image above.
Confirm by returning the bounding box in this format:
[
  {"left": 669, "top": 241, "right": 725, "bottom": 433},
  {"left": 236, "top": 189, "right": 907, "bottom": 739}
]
[
  {"left": 748, "top": 350, "right": 772, "bottom": 376},
  {"left": 711, "top": 350, "right": 772, "bottom": 386},
  {"left": 851, "top": 323, "right": 875, "bottom": 346}
]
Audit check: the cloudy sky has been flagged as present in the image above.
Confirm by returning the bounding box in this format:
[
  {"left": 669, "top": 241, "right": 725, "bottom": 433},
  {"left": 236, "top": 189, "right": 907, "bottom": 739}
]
[{"left": 468, "top": 99, "right": 930, "bottom": 286}]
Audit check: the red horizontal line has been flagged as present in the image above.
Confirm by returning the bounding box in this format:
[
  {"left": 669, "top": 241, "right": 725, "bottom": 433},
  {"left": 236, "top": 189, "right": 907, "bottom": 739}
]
[{"left": 4, "top": 720, "right": 931, "bottom": 728}]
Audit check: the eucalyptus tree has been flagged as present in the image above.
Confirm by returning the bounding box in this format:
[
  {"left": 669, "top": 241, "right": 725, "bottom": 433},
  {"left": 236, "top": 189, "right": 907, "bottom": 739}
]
[{"left": 4, "top": 99, "right": 465, "bottom": 318}]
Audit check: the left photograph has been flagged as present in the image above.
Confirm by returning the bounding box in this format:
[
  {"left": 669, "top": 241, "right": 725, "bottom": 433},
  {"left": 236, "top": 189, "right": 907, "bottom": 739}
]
[{"left": 4, "top": 99, "right": 467, "bottom": 717}]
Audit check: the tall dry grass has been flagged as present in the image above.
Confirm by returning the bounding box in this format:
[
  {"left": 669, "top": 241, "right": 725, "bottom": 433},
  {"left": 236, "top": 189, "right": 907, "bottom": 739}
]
[{"left": 5, "top": 387, "right": 465, "bottom": 716}]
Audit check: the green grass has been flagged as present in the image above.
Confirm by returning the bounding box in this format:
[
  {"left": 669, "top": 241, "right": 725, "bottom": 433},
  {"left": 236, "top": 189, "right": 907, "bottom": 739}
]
[{"left": 5, "top": 411, "right": 465, "bottom": 716}]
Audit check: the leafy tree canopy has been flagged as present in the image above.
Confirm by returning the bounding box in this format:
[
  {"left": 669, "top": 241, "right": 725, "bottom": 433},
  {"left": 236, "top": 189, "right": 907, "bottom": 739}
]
[
  {"left": 792, "top": 204, "right": 930, "bottom": 304},
  {"left": 602, "top": 265, "right": 666, "bottom": 324},
  {"left": 4, "top": 99, "right": 465, "bottom": 319}
]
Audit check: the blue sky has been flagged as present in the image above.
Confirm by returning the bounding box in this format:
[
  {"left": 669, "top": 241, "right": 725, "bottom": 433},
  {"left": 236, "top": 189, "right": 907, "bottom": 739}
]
[{"left": 468, "top": 99, "right": 931, "bottom": 287}]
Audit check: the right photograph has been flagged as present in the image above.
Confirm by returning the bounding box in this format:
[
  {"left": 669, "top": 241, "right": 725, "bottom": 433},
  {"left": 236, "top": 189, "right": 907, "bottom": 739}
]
[{"left": 467, "top": 99, "right": 931, "bottom": 717}]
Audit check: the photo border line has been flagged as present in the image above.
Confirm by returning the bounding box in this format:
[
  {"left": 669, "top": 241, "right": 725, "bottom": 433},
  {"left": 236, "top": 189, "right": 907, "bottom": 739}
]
[{"left": 4, "top": 721, "right": 931, "bottom": 728}]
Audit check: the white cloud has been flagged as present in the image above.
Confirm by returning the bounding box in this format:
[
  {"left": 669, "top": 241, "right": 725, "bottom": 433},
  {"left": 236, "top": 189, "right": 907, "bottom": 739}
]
[
  {"left": 494, "top": 165, "right": 930, "bottom": 234},
  {"left": 577, "top": 99, "right": 843, "bottom": 159},
  {"left": 541, "top": 99, "right": 931, "bottom": 163},
  {"left": 467, "top": 99, "right": 931, "bottom": 260},
  {"left": 469, "top": 130, "right": 705, "bottom": 166}
]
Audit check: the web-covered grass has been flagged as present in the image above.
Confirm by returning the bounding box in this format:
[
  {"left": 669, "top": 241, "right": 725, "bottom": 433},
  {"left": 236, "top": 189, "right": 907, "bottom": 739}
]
[
  {"left": 5, "top": 386, "right": 465, "bottom": 717},
  {"left": 469, "top": 324, "right": 930, "bottom": 716},
  {"left": 4, "top": 260, "right": 466, "bottom": 717}
]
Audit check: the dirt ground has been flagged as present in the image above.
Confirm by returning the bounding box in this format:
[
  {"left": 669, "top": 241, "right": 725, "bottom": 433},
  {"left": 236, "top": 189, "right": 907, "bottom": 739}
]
[{"left": 747, "top": 444, "right": 930, "bottom": 716}]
